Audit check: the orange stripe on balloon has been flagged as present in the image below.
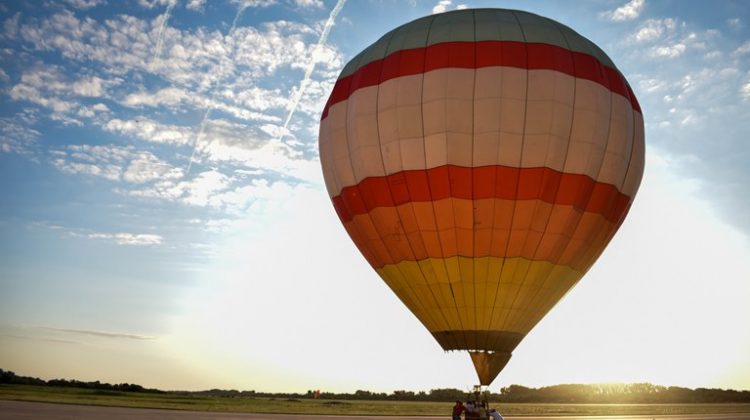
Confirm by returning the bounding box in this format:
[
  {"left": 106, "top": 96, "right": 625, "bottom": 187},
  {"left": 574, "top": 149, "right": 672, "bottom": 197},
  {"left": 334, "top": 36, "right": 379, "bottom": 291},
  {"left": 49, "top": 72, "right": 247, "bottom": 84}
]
[
  {"left": 341, "top": 199, "right": 618, "bottom": 271},
  {"left": 331, "top": 165, "right": 631, "bottom": 225},
  {"left": 321, "top": 41, "right": 640, "bottom": 120}
]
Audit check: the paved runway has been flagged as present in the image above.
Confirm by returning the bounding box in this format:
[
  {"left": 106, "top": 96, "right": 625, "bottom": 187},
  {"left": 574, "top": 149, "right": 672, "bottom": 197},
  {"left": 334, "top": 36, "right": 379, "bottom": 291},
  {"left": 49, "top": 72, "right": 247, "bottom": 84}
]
[{"left": 2, "top": 400, "right": 750, "bottom": 420}]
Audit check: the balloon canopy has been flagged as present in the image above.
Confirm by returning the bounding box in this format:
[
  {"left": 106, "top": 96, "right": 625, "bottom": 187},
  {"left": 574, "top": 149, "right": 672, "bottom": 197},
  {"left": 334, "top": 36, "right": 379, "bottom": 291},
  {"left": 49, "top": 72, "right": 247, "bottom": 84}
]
[{"left": 319, "top": 8, "right": 644, "bottom": 386}]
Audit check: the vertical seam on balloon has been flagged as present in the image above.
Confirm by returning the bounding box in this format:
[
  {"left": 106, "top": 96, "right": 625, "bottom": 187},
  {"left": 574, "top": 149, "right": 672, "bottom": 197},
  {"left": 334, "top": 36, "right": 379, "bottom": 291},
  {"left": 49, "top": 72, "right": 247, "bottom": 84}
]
[
  {"left": 544, "top": 39, "right": 618, "bottom": 310},
  {"left": 469, "top": 8, "right": 479, "bottom": 351},
  {"left": 441, "top": 17, "right": 471, "bottom": 349},
  {"left": 374, "top": 27, "right": 446, "bottom": 335},
  {"left": 486, "top": 9, "right": 530, "bottom": 353},
  {"left": 576, "top": 72, "right": 634, "bottom": 272},
  {"left": 324, "top": 55, "right": 378, "bottom": 266},
  {"left": 421, "top": 13, "right": 465, "bottom": 350},
  {"left": 503, "top": 19, "right": 580, "bottom": 335},
  {"left": 476, "top": 10, "right": 502, "bottom": 350},
  {"left": 615, "top": 80, "right": 643, "bottom": 218},
  {"left": 529, "top": 24, "right": 594, "bottom": 328},
  {"left": 340, "top": 50, "right": 423, "bottom": 326},
  {"left": 609, "top": 80, "right": 640, "bottom": 236}
]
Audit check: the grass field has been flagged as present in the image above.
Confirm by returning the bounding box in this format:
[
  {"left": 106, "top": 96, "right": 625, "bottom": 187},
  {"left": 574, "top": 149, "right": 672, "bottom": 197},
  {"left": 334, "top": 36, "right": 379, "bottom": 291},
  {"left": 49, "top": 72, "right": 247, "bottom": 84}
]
[{"left": 2, "top": 384, "right": 750, "bottom": 416}]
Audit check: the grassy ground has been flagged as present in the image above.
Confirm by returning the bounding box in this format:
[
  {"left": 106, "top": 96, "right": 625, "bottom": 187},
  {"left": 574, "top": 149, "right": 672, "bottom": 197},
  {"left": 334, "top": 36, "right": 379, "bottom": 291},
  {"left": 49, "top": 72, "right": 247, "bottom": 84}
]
[{"left": 2, "top": 384, "right": 750, "bottom": 416}]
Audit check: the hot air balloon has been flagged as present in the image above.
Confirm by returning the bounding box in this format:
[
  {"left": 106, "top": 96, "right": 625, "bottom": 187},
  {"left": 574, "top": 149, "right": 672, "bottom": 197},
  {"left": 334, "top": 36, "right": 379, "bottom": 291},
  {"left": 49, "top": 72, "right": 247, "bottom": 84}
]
[{"left": 319, "top": 8, "right": 644, "bottom": 386}]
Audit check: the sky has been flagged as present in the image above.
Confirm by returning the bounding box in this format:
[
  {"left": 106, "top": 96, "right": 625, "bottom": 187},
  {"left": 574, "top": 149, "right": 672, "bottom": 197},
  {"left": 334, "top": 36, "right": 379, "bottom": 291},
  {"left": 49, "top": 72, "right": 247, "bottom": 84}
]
[{"left": 0, "top": 0, "right": 749, "bottom": 394}]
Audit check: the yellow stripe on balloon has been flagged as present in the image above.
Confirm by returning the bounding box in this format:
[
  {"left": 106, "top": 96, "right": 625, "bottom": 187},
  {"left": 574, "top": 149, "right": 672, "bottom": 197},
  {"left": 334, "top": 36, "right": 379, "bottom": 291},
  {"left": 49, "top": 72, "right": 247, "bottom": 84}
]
[{"left": 376, "top": 256, "right": 582, "bottom": 333}]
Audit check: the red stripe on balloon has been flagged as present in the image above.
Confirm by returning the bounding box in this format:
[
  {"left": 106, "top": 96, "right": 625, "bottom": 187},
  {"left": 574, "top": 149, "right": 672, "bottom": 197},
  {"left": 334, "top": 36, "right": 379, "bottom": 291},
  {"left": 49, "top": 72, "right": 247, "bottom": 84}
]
[
  {"left": 331, "top": 165, "right": 631, "bottom": 225},
  {"left": 321, "top": 41, "right": 640, "bottom": 120}
]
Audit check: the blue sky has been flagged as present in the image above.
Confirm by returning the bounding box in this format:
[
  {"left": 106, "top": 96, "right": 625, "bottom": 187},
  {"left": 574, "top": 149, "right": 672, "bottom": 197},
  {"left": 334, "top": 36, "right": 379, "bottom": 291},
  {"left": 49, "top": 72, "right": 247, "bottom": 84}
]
[{"left": 1, "top": 0, "right": 749, "bottom": 392}]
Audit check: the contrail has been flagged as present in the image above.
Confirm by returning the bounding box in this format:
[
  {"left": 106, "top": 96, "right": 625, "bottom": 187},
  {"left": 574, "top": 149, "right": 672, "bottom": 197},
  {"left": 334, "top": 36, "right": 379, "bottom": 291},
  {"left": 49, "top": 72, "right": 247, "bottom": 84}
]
[
  {"left": 277, "top": 0, "right": 346, "bottom": 142},
  {"left": 152, "top": 1, "right": 175, "bottom": 68},
  {"left": 185, "top": 3, "right": 249, "bottom": 176},
  {"left": 186, "top": 108, "right": 211, "bottom": 176}
]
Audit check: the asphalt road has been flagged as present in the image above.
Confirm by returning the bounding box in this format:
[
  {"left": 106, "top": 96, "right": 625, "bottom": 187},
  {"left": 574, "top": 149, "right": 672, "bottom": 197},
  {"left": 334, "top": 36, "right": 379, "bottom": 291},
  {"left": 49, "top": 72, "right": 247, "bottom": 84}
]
[{"left": 2, "top": 400, "right": 750, "bottom": 420}]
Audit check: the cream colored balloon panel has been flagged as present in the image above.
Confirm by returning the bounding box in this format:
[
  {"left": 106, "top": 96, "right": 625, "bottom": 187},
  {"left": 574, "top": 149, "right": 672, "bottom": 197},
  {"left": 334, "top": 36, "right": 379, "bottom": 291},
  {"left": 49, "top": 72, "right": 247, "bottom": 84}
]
[{"left": 346, "top": 86, "right": 384, "bottom": 183}]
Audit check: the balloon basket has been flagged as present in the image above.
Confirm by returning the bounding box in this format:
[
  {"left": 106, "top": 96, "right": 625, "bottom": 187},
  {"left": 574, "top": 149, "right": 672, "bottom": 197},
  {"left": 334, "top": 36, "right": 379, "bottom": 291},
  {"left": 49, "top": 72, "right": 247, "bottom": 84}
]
[{"left": 464, "top": 385, "right": 492, "bottom": 419}]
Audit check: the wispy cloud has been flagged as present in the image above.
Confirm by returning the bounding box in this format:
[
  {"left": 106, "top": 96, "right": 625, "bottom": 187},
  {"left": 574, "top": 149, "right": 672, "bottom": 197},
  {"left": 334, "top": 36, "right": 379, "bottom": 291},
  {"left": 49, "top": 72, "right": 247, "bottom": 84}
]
[
  {"left": 1, "top": 333, "right": 80, "bottom": 345},
  {"left": 602, "top": 0, "right": 645, "bottom": 22},
  {"left": 1, "top": 324, "right": 157, "bottom": 343},
  {"left": 41, "top": 326, "right": 157, "bottom": 340},
  {"left": 33, "top": 221, "right": 166, "bottom": 247},
  {"left": 88, "top": 232, "right": 163, "bottom": 246}
]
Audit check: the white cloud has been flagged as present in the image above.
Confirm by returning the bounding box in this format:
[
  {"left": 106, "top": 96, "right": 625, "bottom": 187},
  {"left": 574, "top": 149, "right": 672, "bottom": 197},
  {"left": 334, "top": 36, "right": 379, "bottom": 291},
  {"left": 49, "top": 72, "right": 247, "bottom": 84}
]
[
  {"left": 233, "top": 0, "right": 277, "bottom": 7},
  {"left": 126, "top": 169, "right": 231, "bottom": 207},
  {"left": 432, "top": 0, "right": 452, "bottom": 14},
  {"left": 603, "top": 0, "right": 645, "bottom": 22},
  {"left": 0, "top": 68, "right": 9, "bottom": 83},
  {"left": 2, "top": 12, "right": 20, "bottom": 38},
  {"left": 186, "top": 0, "right": 206, "bottom": 11},
  {"left": 120, "top": 87, "right": 281, "bottom": 123},
  {"left": 7, "top": 66, "right": 117, "bottom": 126},
  {"left": 294, "top": 0, "right": 323, "bottom": 8},
  {"left": 727, "top": 18, "right": 742, "bottom": 29},
  {"left": 14, "top": 9, "right": 343, "bottom": 130},
  {"left": 741, "top": 82, "right": 750, "bottom": 101},
  {"left": 704, "top": 50, "right": 722, "bottom": 60},
  {"left": 0, "top": 117, "right": 41, "bottom": 154},
  {"left": 88, "top": 232, "right": 163, "bottom": 246},
  {"left": 62, "top": 0, "right": 106, "bottom": 9},
  {"left": 71, "top": 76, "right": 107, "bottom": 97},
  {"left": 189, "top": 217, "right": 237, "bottom": 233},
  {"left": 680, "top": 112, "right": 699, "bottom": 126},
  {"left": 53, "top": 158, "right": 122, "bottom": 181},
  {"left": 138, "top": 0, "right": 176, "bottom": 8},
  {"left": 733, "top": 41, "right": 750, "bottom": 57},
  {"left": 194, "top": 118, "right": 320, "bottom": 181},
  {"left": 638, "top": 78, "right": 666, "bottom": 93},
  {"left": 51, "top": 144, "right": 182, "bottom": 184},
  {"left": 9, "top": 81, "right": 75, "bottom": 113},
  {"left": 629, "top": 18, "right": 676, "bottom": 43},
  {"left": 122, "top": 87, "right": 189, "bottom": 108},
  {"left": 123, "top": 152, "right": 184, "bottom": 183},
  {"left": 650, "top": 43, "right": 686, "bottom": 58},
  {"left": 123, "top": 164, "right": 314, "bottom": 215},
  {"left": 105, "top": 118, "right": 193, "bottom": 146},
  {"left": 102, "top": 116, "right": 317, "bottom": 183}
]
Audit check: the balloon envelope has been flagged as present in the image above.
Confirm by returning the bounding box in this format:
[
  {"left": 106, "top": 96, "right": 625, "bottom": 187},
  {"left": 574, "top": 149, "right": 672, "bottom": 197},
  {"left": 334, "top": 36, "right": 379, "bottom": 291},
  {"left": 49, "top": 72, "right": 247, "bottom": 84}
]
[{"left": 319, "top": 8, "right": 644, "bottom": 385}]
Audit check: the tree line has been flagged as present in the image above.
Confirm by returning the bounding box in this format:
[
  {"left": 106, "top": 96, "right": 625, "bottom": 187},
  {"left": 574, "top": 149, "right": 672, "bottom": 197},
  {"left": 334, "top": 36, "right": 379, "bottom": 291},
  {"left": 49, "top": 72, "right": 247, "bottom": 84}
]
[
  {"left": 0, "top": 369, "right": 163, "bottom": 394},
  {"left": 2, "top": 369, "right": 749, "bottom": 403},
  {"left": 496, "top": 383, "right": 750, "bottom": 404}
]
